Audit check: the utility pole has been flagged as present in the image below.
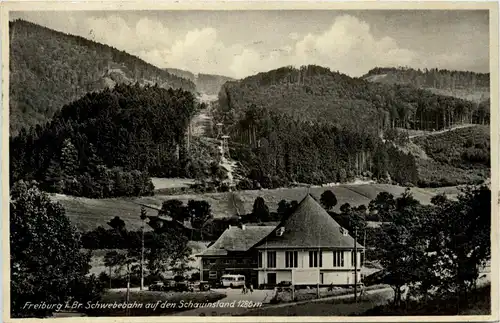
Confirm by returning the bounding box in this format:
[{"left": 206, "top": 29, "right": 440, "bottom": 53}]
[
  {"left": 354, "top": 228, "right": 358, "bottom": 303},
  {"left": 317, "top": 246, "right": 320, "bottom": 299},
  {"left": 140, "top": 207, "right": 147, "bottom": 291},
  {"left": 140, "top": 224, "right": 145, "bottom": 291},
  {"left": 126, "top": 261, "right": 130, "bottom": 316}
]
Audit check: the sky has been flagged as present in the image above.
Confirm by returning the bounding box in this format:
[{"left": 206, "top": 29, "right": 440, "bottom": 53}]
[{"left": 10, "top": 10, "right": 490, "bottom": 79}]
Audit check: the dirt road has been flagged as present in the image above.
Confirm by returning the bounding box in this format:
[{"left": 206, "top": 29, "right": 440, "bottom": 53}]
[{"left": 409, "top": 124, "right": 477, "bottom": 139}]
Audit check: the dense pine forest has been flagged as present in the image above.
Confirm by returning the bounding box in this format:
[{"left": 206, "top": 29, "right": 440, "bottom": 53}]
[
  {"left": 10, "top": 84, "right": 202, "bottom": 197},
  {"left": 414, "top": 125, "right": 490, "bottom": 187},
  {"left": 215, "top": 65, "right": 490, "bottom": 188},
  {"left": 364, "top": 67, "right": 490, "bottom": 91},
  {"left": 223, "top": 104, "right": 418, "bottom": 188},
  {"left": 9, "top": 20, "right": 196, "bottom": 135},
  {"left": 218, "top": 65, "right": 489, "bottom": 134},
  {"left": 364, "top": 67, "right": 490, "bottom": 104},
  {"left": 9, "top": 18, "right": 491, "bottom": 194},
  {"left": 164, "top": 68, "right": 196, "bottom": 82}
]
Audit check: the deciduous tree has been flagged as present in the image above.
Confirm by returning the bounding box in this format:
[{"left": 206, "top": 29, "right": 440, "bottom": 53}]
[{"left": 10, "top": 180, "right": 96, "bottom": 318}]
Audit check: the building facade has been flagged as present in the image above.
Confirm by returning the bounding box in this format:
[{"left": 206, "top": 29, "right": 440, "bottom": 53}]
[
  {"left": 198, "top": 225, "right": 275, "bottom": 286},
  {"left": 254, "top": 194, "right": 364, "bottom": 287},
  {"left": 198, "top": 194, "right": 364, "bottom": 288},
  {"left": 256, "top": 249, "right": 363, "bottom": 286}
]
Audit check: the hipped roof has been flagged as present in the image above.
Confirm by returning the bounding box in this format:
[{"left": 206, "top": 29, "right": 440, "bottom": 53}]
[
  {"left": 199, "top": 225, "right": 276, "bottom": 256},
  {"left": 255, "top": 194, "right": 364, "bottom": 249}
]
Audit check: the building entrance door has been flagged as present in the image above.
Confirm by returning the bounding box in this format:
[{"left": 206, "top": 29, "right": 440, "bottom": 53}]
[{"left": 267, "top": 273, "right": 277, "bottom": 285}]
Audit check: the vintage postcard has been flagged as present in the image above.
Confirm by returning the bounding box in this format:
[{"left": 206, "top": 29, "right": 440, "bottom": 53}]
[{"left": 1, "top": 1, "right": 498, "bottom": 322}]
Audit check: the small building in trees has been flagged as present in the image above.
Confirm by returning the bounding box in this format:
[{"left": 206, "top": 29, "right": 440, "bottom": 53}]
[{"left": 197, "top": 224, "right": 275, "bottom": 287}]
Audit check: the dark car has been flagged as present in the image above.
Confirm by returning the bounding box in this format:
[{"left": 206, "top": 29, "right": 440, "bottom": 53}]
[
  {"left": 174, "top": 281, "right": 190, "bottom": 292},
  {"left": 163, "top": 279, "right": 176, "bottom": 291},
  {"left": 148, "top": 281, "right": 165, "bottom": 291}
]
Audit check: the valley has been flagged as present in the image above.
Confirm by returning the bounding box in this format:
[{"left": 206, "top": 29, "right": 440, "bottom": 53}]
[{"left": 8, "top": 12, "right": 492, "bottom": 319}]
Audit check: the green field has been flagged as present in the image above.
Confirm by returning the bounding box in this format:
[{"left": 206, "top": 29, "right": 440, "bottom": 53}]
[{"left": 51, "top": 184, "right": 460, "bottom": 232}]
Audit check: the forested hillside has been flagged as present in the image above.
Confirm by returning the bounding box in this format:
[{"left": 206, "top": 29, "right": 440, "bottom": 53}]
[
  {"left": 413, "top": 125, "right": 490, "bottom": 187},
  {"left": 196, "top": 73, "right": 235, "bottom": 95},
  {"left": 218, "top": 65, "right": 488, "bottom": 135},
  {"left": 165, "top": 68, "right": 235, "bottom": 95},
  {"left": 10, "top": 84, "right": 202, "bottom": 197},
  {"left": 364, "top": 67, "right": 490, "bottom": 103},
  {"left": 226, "top": 106, "right": 418, "bottom": 187},
  {"left": 214, "top": 65, "right": 490, "bottom": 188},
  {"left": 165, "top": 68, "right": 196, "bottom": 82},
  {"left": 9, "top": 20, "right": 196, "bottom": 135}
]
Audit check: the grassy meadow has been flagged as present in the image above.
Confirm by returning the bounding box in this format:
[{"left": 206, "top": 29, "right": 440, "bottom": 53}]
[{"left": 51, "top": 184, "right": 461, "bottom": 232}]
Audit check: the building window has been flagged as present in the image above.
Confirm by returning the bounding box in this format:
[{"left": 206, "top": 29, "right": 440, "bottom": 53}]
[
  {"left": 203, "top": 259, "right": 210, "bottom": 265},
  {"left": 209, "top": 271, "right": 217, "bottom": 279},
  {"left": 351, "top": 251, "right": 359, "bottom": 267},
  {"left": 333, "top": 251, "right": 344, "bottom": 267},
  {"left": 267, "top": 251, "right": 277, "bottom": 268},
  {"left": 236, "top": 258, "right": 244, "bottom": 264},
  {"left": 309, "top": 251, "right": 322, "bottom": 268},
  {"left": 224, "top": 259, "right": 231, "bottom": 265},
  {"left": 351, "top": 251, "right": 363, "bottom": 267},
  {"left": 209, "top": 259, "right": 216, "bottom": 265},
  {"left": 258, "top": 252, "right": 263, "bottom": 268},
  {"left": 285, "top": 251, "right": 298, "bottom": 268}
]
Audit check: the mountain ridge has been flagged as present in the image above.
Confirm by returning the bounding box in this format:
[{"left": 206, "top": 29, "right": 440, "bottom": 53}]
[
  {"left": 9, "top": 19, "right": 196, "bottom": 135},
  {"left": 363, "top": 67, "right": 490, "bottom": 103},
  {"left": 211, "top": 64, "right": 490, "bottom": 189},
  {"left": 165, "top": 67, "right": 235, "bottom": 95}
]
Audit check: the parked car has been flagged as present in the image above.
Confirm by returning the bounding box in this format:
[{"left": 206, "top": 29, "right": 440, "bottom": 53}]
[
  {"left": 163, "top": 279, "right": 176, "bottom": 291},
  {"left": 174, "top": 280, "right": 190, "bottom": 292},
  {"left": 220, "top": 274, "right": 246, "bottom": 288},
  {"left": 277, "top": 281, "right": 292, "bottom": 287},
  {"left": 148, "top": 281, "right": 165, "bottom": 291}
]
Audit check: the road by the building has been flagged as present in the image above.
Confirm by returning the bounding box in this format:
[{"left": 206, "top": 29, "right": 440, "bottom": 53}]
[
  {"left": 242, "top": 287, "right": 394, "bottom": 316},
  {"left": 172, "top": 287, "right": 275, "bottom": 316}
]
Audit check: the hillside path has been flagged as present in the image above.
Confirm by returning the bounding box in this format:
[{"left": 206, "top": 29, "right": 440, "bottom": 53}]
[
  {"left": 409, "top": 124, "right": 477, "bottom": 139},
  {"left": 190, "top": 94, "right": 217, "bottom": 138}
]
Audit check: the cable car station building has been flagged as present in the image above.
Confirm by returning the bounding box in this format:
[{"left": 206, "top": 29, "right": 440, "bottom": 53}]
[{"left": 198, "top": 194, "right": 364, "bottom": 288}]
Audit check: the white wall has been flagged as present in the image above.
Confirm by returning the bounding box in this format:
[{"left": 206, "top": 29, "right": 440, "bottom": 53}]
[
  {"left": 257, "top": 249, "right": 363, "bottom": 286},
  {"left": 321, "top": 271, "right": 361, "bottom": 285},
  {"left": 278, "top": 271, "right": 292, "bottom": 283},
  {"left": 258, "top": 269, "right": 361, "bottom": 285},
  {"left": 257, "top": 270, "right": 292, "bottom": 285},
  {"left": 293, "top": 269, "right": 320, "bottom": 285}
]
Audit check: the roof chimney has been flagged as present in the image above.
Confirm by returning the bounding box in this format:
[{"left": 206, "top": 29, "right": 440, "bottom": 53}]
[{"left": 241, "top": 225, "right": 246, "bottom": 230}]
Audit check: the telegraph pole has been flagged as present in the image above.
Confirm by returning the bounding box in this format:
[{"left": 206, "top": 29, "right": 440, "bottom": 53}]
[
  {"left": 354, "top": 228, "right": 358, "bottom": 303},
  {"left": 140, "top": 224, "right": 145, "bottom": 291},
  {"left": 140, "top": 207, "right": 147, "bottom": 291},
  {"left": 126, "top": 260, "right": 130, "bottom": 316}
]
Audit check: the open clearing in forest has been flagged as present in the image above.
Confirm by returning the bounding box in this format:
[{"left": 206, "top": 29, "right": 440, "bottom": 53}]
[{"left": 52, "top": 184, "right": 460, "bottom": 232}]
